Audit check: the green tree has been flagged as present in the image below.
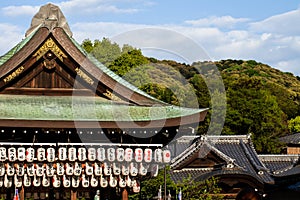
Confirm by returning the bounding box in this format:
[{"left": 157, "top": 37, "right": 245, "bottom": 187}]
[
  {"left": 176, "top": 176, "right": 223, "bottom": 200},
  {"left": 109, "top": 49, "right": 149, "bottom": 76},
  {"left": 128, "top": 166, "right": 176, "bottom": 200},
  {"left": 288, "top": 116, "right": 300, "bottom": 133}
]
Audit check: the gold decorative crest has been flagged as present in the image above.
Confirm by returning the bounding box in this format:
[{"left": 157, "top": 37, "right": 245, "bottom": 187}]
[
  {"left": 75, "top": 68, "right": 94, "bottom": 85},
  {"left": 3, "top": 66, "right": 25, "bottom": 83},
  {"left": 103, "top": 90, "right": 122, "bottom": 101},
  {"left": 33, "top": 38, "right": 67, "bottom": 61}
]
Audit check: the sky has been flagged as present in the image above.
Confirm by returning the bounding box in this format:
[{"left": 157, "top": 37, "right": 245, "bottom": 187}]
[{"left": 0, "top": 0, "right": 300, "bottom": 75}]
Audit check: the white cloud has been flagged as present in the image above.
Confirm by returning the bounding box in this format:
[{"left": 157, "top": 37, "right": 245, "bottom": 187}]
[
  {"left": 2, "top": 5, "right": 39, "bottom": 17},
  {"left": 185, "top": 15, "right": 250, "bottom": 28},
  {"left": 0, "top": 24, "right": 23, "bottom": 54},
  {"left": 1, "top": 0, "right": 143, "bottom": 17},
  {"left": 59, "top": 0, "right": 139, "bottom": 14},
  {"left": 250, "top": 8, "right": 300, "bottom": 35}
]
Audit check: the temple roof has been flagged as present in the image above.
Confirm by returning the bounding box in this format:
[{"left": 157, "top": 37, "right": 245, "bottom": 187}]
[
  {"left": 0, "top": 3, "right": 208, "bottom": 129},
  {"left": 169, "top": 135, "right": 300, "bottom": 189},
  {"left": 279, "top": 133, "right": 300, "bottom": 145}
]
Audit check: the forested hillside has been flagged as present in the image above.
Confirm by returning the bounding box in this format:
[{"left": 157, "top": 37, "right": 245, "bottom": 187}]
[{"left": 82, "top": 38, "right": 300, "bottom": 153}]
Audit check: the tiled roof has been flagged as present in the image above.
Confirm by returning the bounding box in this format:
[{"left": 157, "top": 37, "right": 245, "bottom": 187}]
[
  {"left": 279, "top": 133, "right": 300, "bottom": 144},
  {"left": 170, "top": 135, "right": 274, "bottom": 184},
  {"left": 0, "top": 94, "right": 207, "bottom": 122},
  {"left": 258, "top": 155, "right": 299, "bottom": 174}
]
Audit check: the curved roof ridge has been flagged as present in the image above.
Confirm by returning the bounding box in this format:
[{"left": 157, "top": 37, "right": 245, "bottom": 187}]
[
  {"left": 206, "top": 134, "right": 250, "bottom": 144},
  {"left": 240, "top": 140, "right": 269, "bottom": 172}
]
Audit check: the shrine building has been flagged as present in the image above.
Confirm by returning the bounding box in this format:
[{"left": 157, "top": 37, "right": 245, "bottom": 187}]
[{"left": 0, "top": 3, "right": 208, "bottom": 200}]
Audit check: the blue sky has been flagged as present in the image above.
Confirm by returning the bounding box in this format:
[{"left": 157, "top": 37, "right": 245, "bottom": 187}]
[{"left": 0, "top": 0, "right": 300, "bottom": 75}]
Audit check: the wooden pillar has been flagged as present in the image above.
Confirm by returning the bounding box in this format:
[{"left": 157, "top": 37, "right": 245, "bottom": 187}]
[
  {"left": 71, "top": 190, "right": 77, "bottom": 200},
  {"left": 122, "top": 188, "right": 128, "bottom": 200},
  {"left": 20, "top": 186, "right": 24, "bottom": 200}
]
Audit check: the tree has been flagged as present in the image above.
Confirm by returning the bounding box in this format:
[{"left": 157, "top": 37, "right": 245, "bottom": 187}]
[
  {"left": 176, "top": 176, "right": 223, "bottom": 200},
  {"left": 128, "top": 166, "right": 176, "bottom": 200},
  {"left": 288, "top": 116, "right": 300, "bottom": 133},
  {"left": 109, "top": 49, "right": 149, "bottom": 77}
]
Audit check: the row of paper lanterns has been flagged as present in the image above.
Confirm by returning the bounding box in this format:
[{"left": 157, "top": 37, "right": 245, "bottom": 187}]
[
  {"left": 0, "top": 162, "right": 159, "bottom": 177},
  {"left": 1, "top": 173, "right": 141, "bottom": 192},
  {"left": 0, "top": 147, "right": 171, "bottom": 163}
]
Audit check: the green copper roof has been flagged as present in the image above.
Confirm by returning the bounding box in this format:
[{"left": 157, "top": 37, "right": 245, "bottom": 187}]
[{"left": 0, "top": 95, "right": 206, "bottom": 122}]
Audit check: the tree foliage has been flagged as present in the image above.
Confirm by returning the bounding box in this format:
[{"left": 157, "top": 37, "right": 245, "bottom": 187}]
[
  {"left": 81, "top": 37, "right": 300, "bottom": 154},
  {"left": 288, "top": 116, "right": 300, "bottom": 133},
  {"left": 176, "top": 176, "right": 223, "bottom": 200}
]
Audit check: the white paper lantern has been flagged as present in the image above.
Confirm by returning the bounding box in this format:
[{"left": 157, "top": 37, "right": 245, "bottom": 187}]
[
  {"left": 46, "top": 164, "right": 55, "bottom": 177},
  {"left": 58, "top": 147, "right": 67, "bottom": 161},
  {"left": 52, "top": 175, "right": 61, "bottom": 188},
  {"left": 119, "top": 175, "right": 126, "bottom": 188},
  {"left": 56, "top": 162, "right": 65, "bottom": 176},
  {"left": 72, "top": 176, "right": 80, "bottom": 188},
  {"left": 109, "top": 174, "right": 117, "bottom": 188},
  {"left": 4, "top": 174, "right": 12, "bottom": 188},
  {"left": 125, "top": 148, "right": 133, "bottom": 162},
  {"left": 163, "top": 149, "right": 171, "bottom": 163},
  {"left": 14, "top": 174, "right": 23, "bottom": 188},
  {"left": 90, "top": 174, "right": 98, "bottom": 187},
  {"left": 100, "top": 175, "right": 108, "bottom": 188},
  {"left": 103, "top": 162, "right": 111, "bottom": 176},
  {"left": 134, "top": 148, "right": 143, "bottom": 162},
  {"left": 88, "top": 147, "right": 96, "bottom": 161},
  {"left": 116, "top": 148, "right": 124, "bottom": 162},
  {"left": 144, "top": 148, "right": 152, "bottom": 163},
  {"left": 63, "top": 175, "right": 71, "bottom": 188},
  {"left": 107, "top": 147, "right": 115, "bottom": 162},
  {"left": 81, "top": 174, "right": 89, "bottom": 188},
  {"left": 154, "top": 149, "right": 163, "bottom": 163},
  {"left": 26, "top": 147, "right": 35, "bottom": 162},
  {"left": 113, "top": 163, "right": 121, "bottom": 175},
  {"left": 6, "top": 163, "right": 15, "bottom": 176},
  {"left": 8, "top": 147, "right": 16, "bottom": 162},
  {"left": 122, "top": 164, "right": 129, "bottom": 176},
  {"left": 68, "top": 147, "right": 76, "bottom": 161},
  {"left": 85, "top": 162, "right": 93, "bottom": 176},
  {"left": 130, "top": 162, "right": 138, "bottom": 176},
  {"left": 65, "top": 163, "right": 74, "bottom": 176},
  {"left": 37, "top": 147, "right": 46, "bottom": 161},
  {"left": 33, "top": 175, "right": 41, "bottom": 187},
  {"left": 74, "top": 162, "right": 82, "bottom": 176},
  {"left": 46, "top": 147, "right": 55, "bottom": 162},
  {"left": 0, "top": 147, "right": 6, "bottom": 161},
  {"left": 16, "top": 163, "right": 25, "bottom": 176},
  {"left": 36, "top": 163, "right": 44, "bottom": 177},
  {"left": 94, "top": 162, "right": 102, "bottom": 176},
  {"left": 23, "top": 174, "right": 31, "bottom": 187},
  {"left": 42, "top": 174, "right": 50, "bottom": 187},
  {"left": 97, "top": 147, "right": 105, "bottom": 161},
  {"left": 78, "top": 147, "right": 87, "bottom": 162}
]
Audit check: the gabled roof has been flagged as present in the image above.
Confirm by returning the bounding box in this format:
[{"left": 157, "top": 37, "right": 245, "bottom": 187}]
[
  {"left": 0, "top": 3, "right": 208, "bottom": 129},
  {"left": 169, "top": 135, "right": 273, "bottom": 185}
]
